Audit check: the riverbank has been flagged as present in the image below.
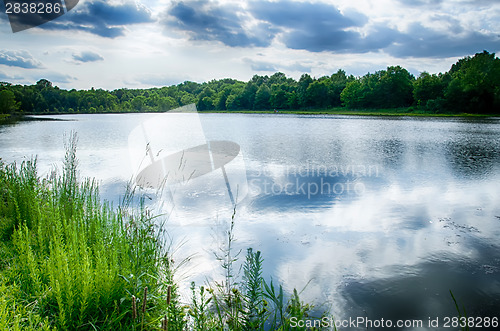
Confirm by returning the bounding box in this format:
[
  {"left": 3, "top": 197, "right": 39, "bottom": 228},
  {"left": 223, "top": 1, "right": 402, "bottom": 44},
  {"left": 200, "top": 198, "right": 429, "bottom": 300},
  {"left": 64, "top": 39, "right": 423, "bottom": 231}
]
[
  {"left": 17, "top": 106, "right": 500, "bottom": 118},
  {"left": 208, "top": 107, "right": 499, "bottom": 117}
]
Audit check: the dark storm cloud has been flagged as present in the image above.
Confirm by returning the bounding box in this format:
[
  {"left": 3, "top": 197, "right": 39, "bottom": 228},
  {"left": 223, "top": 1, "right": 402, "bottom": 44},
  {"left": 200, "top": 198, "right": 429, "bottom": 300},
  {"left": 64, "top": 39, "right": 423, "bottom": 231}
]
[
  {"left": 41, "top": 0, "right": 154, "bottom": 38},
  {"left": 72, "top": 51, "right": 104, "bottom": 63},
  {"left": 0, "top": 50, "right": 43, "bottom": 69},
  {"left": 165, "top": 0, "right": 276, "bottom": 47}
]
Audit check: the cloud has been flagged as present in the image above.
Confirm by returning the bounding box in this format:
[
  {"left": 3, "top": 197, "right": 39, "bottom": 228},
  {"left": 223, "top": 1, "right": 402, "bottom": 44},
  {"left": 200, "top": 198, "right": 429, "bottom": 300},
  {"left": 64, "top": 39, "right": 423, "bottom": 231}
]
[
  {"left": 397, "top": 0, "right": 443, "bottom": 6},
  {"left": 0, "top": 71, "right": 26, "bottom": 82},
  {"left": 165, "top": 0, "right": 276, "bottom": 47},
  {"left": 249, "top": 1, "right": 375, "bottom": 53},
  {"left": 0, "top": 50, "right": 43, "bottom": 69},
  {"left": 41, "top": 72, "right": 78, "bottom": 85},
  {"left": 124, "top": 73, "right": 194, "bottom": 88},
  {"left": 387, "top": 22, "right": 500, "bottom": 58},
  {"left": 243, "top": 58, "right": 276, "bottom": 71},
  {"left": 163, "top": 0, "right": 499, "bottom": 58},
  {"left": 72, "top": 51, "right": 104, "bottom": 63},
  {"left": 248, "top": 1, "right": 406, "bottom": 54},
  {"left": 41, "top": 0, "right": 154, "bottom": 38},
  {"left": 250, "top": 0, "right": 363, "bottom": 30},
  {"left": 243, "top": 57, "right": 313, "bottom": 73}
]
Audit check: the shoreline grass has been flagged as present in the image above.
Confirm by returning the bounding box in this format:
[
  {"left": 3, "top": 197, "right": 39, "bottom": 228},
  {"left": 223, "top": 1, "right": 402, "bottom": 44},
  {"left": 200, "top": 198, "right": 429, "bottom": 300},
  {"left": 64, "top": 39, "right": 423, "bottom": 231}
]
[
  {"left": 0, "top": 133, "right": 177, "bottom": 330},
  {"left": 206, "top": 107, "right": 500, "bottom": 117},
  {"left": 6, "top": 106, "right": 500, "bottom": 120}
]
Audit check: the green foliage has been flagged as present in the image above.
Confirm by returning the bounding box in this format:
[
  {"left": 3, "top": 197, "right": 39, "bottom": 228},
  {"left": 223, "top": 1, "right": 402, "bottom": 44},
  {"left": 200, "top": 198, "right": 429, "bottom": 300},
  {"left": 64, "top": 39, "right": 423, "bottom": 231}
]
[
  {"left": 341, "top": 66, "right": 414, "bottom": 109},
  {"left": 413, "top": 72, "right": 447, "bottom": 110},
  {"left": 0, "top": 283, "right": 54, "bottom": 330},
  {"left": 445, "top": 50, "right": 500, "bottom": 113},
  {"left": 254, "top": 85, "right": 272, "bottom": 110},
  {"left": 0, "top": 134, "right": 183, "bottom": 330},
  {"left": 0, "top": 89, "right": 19, "bottom": 114},
  {"left": 1, "top": 51, "right": 498, "bottom": 114}
]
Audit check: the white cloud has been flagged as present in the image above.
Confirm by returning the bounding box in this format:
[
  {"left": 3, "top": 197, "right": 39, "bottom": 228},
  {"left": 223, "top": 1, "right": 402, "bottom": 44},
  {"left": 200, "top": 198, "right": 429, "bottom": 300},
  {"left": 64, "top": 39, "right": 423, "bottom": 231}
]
[
  {"left": 0, "top": 50, "right": 43, "bottom": 69},
  {"left": 0, "top": 0, "right": 498, "bottom": 89}
]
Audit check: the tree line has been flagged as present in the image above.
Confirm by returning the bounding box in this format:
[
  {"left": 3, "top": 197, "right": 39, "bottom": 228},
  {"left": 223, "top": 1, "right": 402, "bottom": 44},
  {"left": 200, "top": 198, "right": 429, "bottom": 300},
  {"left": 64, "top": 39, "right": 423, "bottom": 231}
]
[{"left": 1, "top": 51, "right": 499, "bottom": 115}]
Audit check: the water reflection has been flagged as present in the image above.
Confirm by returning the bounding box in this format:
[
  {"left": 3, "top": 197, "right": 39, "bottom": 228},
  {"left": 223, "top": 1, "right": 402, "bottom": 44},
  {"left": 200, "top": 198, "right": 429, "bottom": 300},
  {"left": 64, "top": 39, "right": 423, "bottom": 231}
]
[
  {"left": 445, "top": 139, "right": 500, "bottom": 179},
  {"left": 246, "top": 166, "right": 367, "bottom": 212},
  {"left": 1, "top": 114, "right": 500, "bottom": 327},
  {"left": 376, "top": 139, "right": 405, "bottom": 169}
]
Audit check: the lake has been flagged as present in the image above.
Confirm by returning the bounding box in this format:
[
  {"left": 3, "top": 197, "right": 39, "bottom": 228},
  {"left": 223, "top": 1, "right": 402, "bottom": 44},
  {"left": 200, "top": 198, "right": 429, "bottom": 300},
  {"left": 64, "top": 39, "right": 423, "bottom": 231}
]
[{"left": 1, "top": 113, "right": 500, "bottom": 329}]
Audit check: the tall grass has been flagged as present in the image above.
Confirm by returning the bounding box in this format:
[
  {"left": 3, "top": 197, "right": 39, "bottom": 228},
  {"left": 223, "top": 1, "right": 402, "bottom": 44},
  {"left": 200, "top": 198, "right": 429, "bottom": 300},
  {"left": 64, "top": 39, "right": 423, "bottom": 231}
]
[
  {"left": 0, "top": 132, "right": 326, "bottom": 330},
  {"left": 0, "top": 133, "right": 179, "bottom": 330}
]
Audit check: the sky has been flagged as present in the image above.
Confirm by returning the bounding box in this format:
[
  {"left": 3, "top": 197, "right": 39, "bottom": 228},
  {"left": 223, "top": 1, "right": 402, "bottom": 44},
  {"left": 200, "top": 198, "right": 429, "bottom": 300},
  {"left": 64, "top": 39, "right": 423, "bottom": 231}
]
[{"left": 0, "top": 0, "right": 499, "bottom": 90}]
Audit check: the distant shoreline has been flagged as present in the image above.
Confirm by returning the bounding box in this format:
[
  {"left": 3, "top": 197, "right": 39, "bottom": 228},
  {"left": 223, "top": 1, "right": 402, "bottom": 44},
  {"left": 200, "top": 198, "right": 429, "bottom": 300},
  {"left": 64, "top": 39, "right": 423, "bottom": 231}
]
[
  {"left": 206, "top": 108, "right": 500, "bottom": 117},
  {"left": 3, "top": 108, "right": 500, "bottom": 125},
  {"left": 15, "top": 108, "right": 500, "bottom": 118}
]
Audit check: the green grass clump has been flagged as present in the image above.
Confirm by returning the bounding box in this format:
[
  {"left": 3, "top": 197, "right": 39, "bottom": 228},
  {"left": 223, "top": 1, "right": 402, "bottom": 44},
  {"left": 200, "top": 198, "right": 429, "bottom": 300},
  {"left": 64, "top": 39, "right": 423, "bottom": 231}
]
[{"left": 0, "top": 133, "right": 181, "bottom": 330}]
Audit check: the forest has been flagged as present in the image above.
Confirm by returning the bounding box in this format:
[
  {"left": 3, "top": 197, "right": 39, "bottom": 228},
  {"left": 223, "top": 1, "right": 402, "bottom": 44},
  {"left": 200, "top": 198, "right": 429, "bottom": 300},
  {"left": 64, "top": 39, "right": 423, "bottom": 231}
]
[{"left": 1, "top": 51, "right": 499, "bottom": 116}]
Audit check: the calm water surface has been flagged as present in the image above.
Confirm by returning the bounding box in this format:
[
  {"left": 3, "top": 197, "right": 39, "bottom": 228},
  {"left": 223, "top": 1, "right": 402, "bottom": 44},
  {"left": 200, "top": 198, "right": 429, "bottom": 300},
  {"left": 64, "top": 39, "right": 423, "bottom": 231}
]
[{"left": 1, "top": 113, "right": 500, "bottom": 329}]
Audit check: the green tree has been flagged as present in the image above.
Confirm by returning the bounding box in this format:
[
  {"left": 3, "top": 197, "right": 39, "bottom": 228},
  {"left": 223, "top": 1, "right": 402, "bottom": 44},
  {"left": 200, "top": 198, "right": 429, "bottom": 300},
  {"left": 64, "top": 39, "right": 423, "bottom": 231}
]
[
  {"left": 341, "top": 67, "right": 414, "bottom": 109},
  {"left": 158, "top": 96, "right": 178, "bottom": 111},
  {"left": 287, "top": 91, "right": 300, "bottom": 109},
  {"left": 214, "top": 87, "right": 231, "bottom": 110},
  {"left": 330, "top": 69, "right": 351, "bottom": 107},
  {"left": 0, "top": 90, "right": 19, "bottom": 114},
  {"left": 268, "top": 72, "right": 287, "bottom": 86},
  {"left": 340, "top": 80, "right": 363, "bottom": 108},
  {"left": 270, "top": 84, "right": 288, "bottom": 109},
  {"left": 445, "top": 51, "right": 500, "bottom": 113},
  {"left": 378, "top": 66, "right": 414, "bottom": 108},
  {"left": 179, "top": 92, "right": 197, "bottom": 106},
  {"left": 131, "top": 95, "right": 146, "bottom": 111},
  {"left": 240, "top": 82, "right": 258, "bottom": 109},
  {"left": 413, "top": 72, "right": 448, "bottom": 111},
  {"left": 254, "top": 85, "right": 271, "bottom": 110},
  {"left": 306, "top": 80, "right": 330, "bottom": 108},
  {"left": 35, "top": 78, "right": 52, "bottom": 90},
  {"left": 297, "top": 74, "right": 313, "bottom": 107},
  {"left": 197, "top": 87, "right": 216, "bottom": 111}
]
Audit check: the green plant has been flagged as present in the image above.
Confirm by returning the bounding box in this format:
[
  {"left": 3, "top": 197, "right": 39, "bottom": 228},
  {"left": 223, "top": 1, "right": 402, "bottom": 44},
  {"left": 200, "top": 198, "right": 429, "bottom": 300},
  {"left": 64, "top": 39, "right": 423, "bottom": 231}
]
[
  {"left": 0, "top": 132, "right": 186, "bottom": 330},
  {"left": 450, "top": 290, "right": 469, "bottom": 331},
  {"left": 242, "top": 248, "right": 266, "bottom": 330}
]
